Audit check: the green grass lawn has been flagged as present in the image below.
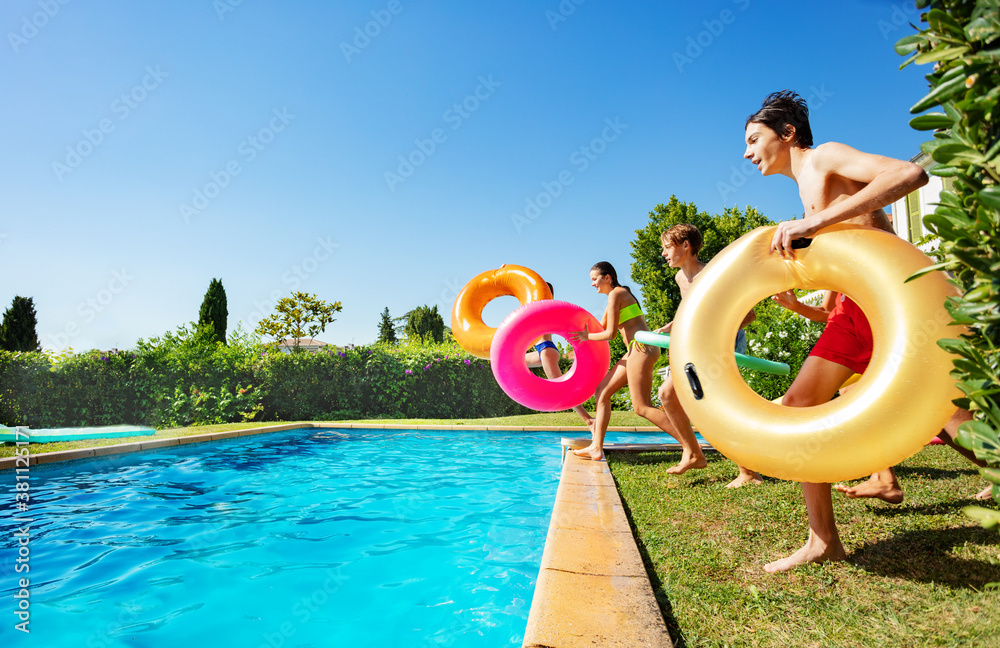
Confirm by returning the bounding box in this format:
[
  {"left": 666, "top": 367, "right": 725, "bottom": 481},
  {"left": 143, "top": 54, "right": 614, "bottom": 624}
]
[{"left": 610, "top": 446, "right": 1000, "bottom": 648}]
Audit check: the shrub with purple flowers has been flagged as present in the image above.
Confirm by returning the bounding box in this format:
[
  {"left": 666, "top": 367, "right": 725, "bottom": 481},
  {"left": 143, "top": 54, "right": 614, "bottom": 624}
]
[
  {"left": 0, "top": 332, "right": 532, "bottom": 427},
  {"left": 133, "top": 323, "right": 265, "bottom": 426},
  {"left": 260, "top": 339, "right": 527, "bottom": 420}
]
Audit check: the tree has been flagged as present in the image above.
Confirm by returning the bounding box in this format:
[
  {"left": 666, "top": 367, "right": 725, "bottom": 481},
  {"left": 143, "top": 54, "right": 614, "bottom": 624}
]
[
  {"left": 255, "top": 291, "right": 343, "bottom": 350},
  {"left": 896, "top": 0, "right": 1000, "bottom": 523},
  {"left": 0, "top": 296, "right": 41, "bottom": 352},
  {"left": 630, "top": 196, "right": 772, "bottom": 328},
  {"left": 404, "top": 304, "right": 445, "bottom": 343},
  {"left": 198, "top": 278, "right": 228, "bottom": 345},
  {"left": 377, "top": 307, "right": 398, "bottom": 344}
]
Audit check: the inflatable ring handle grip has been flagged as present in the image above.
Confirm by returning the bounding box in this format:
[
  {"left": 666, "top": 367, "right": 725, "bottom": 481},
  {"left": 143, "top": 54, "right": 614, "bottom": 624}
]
[
  {"left": 684, "top": 363, "right": 704, "bottom": 400},
  {"left": 791, "top": 238, "right": 813, "bottom": 249}
]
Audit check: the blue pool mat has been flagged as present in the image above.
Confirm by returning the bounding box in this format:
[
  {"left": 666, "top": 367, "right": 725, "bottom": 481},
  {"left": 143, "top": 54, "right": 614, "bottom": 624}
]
[{"left": 0, "top": 425, "right": 156, "bottom": 443}]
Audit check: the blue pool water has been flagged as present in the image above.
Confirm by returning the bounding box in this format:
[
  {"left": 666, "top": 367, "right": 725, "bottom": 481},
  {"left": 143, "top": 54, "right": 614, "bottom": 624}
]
[{"left": 1, "top": 428, "right": 684, "bottom": 646}]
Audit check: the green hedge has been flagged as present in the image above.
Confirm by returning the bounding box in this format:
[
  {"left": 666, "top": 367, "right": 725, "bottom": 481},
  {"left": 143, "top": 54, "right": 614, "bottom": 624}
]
[
  {"left": 32, "top": 350, "right": 146, "bottom": 428},
  {"left": 0, "top": 330, "right": 528, "bottom": 428},
  {"left": 0, "top": 351, "right": 48, "bottom": 427},
  {"left": 0, "top": 318, "right": 812, "bottom": 428},
  {"left": 896, "top": 0, "right": 1000, "bottom": 524},
  {"left": 260, "top": 342, "right": 526, "bottom": 420}
]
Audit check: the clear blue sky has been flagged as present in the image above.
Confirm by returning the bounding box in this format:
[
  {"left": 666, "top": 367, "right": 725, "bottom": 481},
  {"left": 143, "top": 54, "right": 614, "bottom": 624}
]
[{"left": 2, "top": 0, "right": 932, "bottom": 352}]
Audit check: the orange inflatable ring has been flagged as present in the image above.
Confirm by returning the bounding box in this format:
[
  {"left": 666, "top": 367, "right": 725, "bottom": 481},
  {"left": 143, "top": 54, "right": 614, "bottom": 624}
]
[
  {"left": 670, "top": 224, "right": 961, "bottom": 483},
  {"left": 451, "top": 265, "right": 553, "bottom": 359}
]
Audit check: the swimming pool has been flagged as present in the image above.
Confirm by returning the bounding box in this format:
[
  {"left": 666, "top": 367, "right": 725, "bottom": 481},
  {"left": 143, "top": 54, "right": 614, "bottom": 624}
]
[{"left": 1, "top": 428, "right": 679, "bottom": 646}]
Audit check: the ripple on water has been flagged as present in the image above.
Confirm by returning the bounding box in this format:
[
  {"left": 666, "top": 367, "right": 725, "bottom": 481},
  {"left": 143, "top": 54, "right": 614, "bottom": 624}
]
[{"left": 0, "top": 429, "right": 573, "bottom": 647}]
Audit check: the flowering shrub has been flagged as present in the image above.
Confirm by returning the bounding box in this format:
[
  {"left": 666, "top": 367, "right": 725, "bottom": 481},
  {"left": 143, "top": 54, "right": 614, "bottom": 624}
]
[
  {"left": 262, "top": 340, "right": 527, "bottom": 420},
  {"left": 132, "top": 324, "right": 265, "bottom": 427},
  {"left": 0, "top": 332, "right": 538, "bottom": 427},
  {"left": 741, "top": 296, "right": 824, "bottom": 401}
]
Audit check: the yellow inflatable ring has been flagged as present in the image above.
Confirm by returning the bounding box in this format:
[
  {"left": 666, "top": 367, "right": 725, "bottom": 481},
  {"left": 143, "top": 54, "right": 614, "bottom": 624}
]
[
  {"left": 670, "top": 224, "right": 961, "bottom": 483},
  {"left": 451, "top": 265, "right": 553, "bottom": 359}
]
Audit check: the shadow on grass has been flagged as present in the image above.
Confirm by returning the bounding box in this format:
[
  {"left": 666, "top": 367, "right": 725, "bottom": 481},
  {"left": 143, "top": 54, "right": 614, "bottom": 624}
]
[
  {"left": 615, "top": 450, "right": 681, "bottom": 465},
  {"left": 616, "top": 450, "right": 727, "bottom": 467},
  {"left": 851, "top": 526, "right": 1000, "bottom": 589},
  {"left": 868, "top": 499, "right": 988, "bottom": 517},
  {"left": 893, "top": 465, "right": 983, "bottom": 480}
]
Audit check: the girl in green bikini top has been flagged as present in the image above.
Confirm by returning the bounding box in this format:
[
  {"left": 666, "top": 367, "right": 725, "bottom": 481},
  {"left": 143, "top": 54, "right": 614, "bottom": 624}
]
[
  {"left": 567, "top": 261, "right": 702, "bottom": 463},
  {"left": 570, "top": 262, "right": 648, "bottom": 352},
  {"left": 618, "top": 301, "right": 643, "bottom": 325}
]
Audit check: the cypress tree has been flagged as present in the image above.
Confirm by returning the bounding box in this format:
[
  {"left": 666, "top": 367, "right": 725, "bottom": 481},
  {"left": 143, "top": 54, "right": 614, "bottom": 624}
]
[
  {"left": 198, "top": 278, "right": 228, "bottom": 344},
  {"left": 377, "top": 307, "right": 398, "bottom": 344},
  {"left": 0, "top": 296, "right": 41, "bottom": 352}
]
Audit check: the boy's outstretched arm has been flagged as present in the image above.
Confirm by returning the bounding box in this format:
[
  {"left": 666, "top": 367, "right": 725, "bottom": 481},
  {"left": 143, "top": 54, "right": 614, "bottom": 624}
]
[
  {"left": 772, "top": 290, "right": 834, "bottom": 323},
  {"left": 770, "top": 143, "right": 928, "bottom": 254}
]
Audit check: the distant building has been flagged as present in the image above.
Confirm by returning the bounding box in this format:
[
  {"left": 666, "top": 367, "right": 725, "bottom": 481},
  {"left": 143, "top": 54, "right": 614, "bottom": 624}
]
[
  {"left": 887, "top": 152, "right": 951, "bottom": 252},
  {"left": 276, "top": 338, "right": 328, "bottom": 354}
]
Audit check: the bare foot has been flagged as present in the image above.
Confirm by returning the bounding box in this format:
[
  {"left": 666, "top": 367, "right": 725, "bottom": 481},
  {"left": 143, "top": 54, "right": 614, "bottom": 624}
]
[
  {"left": 833, "top": 474, "right": 903, "bottom": 504},
  {"left": 726, "top": 472, "right": 764, "bottom": 488},
  {"left": 975, "top": 486, "right": 994, "bottom": 501},
  {"left": 764, "top": 534, "right": 847, "bottom": 573},
  {"left": 665, "top": 452, "right": 707, "bottom": 475},
  {"left": 572, "top": 445, "right": 604, "bottom": 461}
]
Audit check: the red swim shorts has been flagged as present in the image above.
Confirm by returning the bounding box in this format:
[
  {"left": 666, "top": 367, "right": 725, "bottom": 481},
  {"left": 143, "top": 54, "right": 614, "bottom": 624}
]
[{"left": 808, "top": 295, "right": 873, "bottom": 375}]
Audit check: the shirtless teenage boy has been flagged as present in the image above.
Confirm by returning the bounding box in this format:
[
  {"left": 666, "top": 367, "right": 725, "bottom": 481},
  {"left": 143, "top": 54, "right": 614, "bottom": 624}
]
[
  {"left": 656, "top": 223, "right": 759, "bottom": 486},
  {"left": 743, "top": 89, "right": 932, "bottom": 572}
]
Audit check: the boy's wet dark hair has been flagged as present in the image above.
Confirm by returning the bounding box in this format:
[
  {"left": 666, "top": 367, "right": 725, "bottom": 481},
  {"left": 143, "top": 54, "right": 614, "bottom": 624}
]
[{"left": 745, "top": 90, "right": 813, "bottom": 147}]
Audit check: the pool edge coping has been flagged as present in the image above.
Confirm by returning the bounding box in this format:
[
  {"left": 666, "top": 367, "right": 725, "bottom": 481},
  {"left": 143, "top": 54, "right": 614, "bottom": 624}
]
[{"left": 521, "top": 451, "right": 673, "bottom": 648}]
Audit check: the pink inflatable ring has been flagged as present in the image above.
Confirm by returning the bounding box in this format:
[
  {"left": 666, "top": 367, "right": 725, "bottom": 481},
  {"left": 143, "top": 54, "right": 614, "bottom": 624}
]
[{"left": 491, "top": 300, "right": 610, "bottom": 412}]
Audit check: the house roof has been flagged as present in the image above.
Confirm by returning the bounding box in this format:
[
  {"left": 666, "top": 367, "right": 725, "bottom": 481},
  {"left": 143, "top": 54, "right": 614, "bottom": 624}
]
[{"left": 277, "top": 338, "right": 327, "bottom": 347}]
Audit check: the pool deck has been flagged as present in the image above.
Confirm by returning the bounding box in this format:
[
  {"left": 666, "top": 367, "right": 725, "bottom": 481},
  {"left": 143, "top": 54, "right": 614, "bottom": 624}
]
[
  {"left": 0, "top": 422, "right": 679, "bottom": 646},
  {"left": 521, "top": 450, "right": 673, "bottom": 648}
]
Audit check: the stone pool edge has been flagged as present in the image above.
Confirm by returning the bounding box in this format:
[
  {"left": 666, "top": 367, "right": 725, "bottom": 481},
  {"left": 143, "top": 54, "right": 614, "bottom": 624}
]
[{"left": 521, "top": 451, "right": 673, "bottom": 648}]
